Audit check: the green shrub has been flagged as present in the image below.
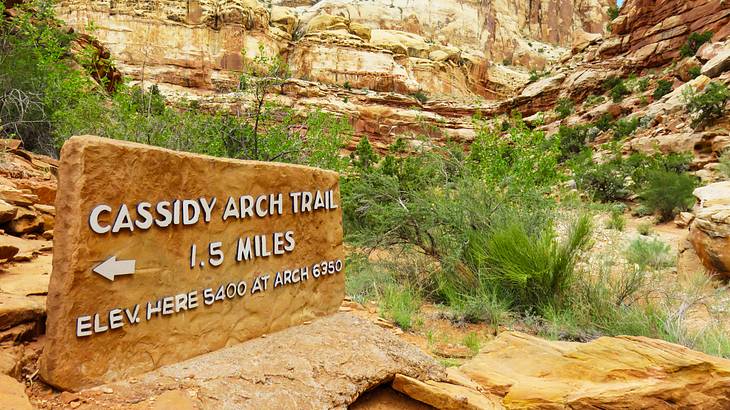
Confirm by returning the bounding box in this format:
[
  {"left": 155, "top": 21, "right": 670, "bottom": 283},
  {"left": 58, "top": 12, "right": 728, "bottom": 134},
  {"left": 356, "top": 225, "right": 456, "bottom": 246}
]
[
  {"left": 555, "top": 98, "right": 574, "bottom": 119},
  {"left": 640, "top": 170, "right": 697, "bottom": 221},
  {"left": 594, "top": 113, "right": 614, "bottom": 131},
  {"left": 478, "top": 215, "right": 592, "bottom": 311},
  {"left": 608, "top": 6, "right": 620, "bottom": 20},
  {"left": 462, "top": 332, "right": 481, "bottom": 355},
  {"left": 557, "top": 125, "right": 590, "bottom": 160},
  {"left": 584, "top": 94, "right": 606, "bottom": 107},
  {"left": 350, "top": 137, "right": 379, "bottom": 170},
  {"left": 637, "top": 222, "right": 654, "bottom": 236},
  {"left": 606, "top": 207, "right": 626, "bottom": 231},
  {"left": 688, "top": 66, "right": 701, "bottom": 79},
  {"left": 653, "top": 80, "right": 673, "bottom": 100},
  {"left": 625, "top": 237, "right": 674, "bottom": 270},
  {"left": 343, "top": 81, "right": 352, "bottom": 90},
  {"left": 411, "top": 89, "right": 428, "bottom": 104},
  {"left": 603, "top": 76, "right": 630, "bottom": 102},
  {"left": 381, "top": 285, "right": 420, "bottom": 330},
  {"left": 683, "top": 81, "right": 730, "bottom": 127},
  {"left": 612, "top": 117, "right": 640, "bottom": 139},
  {"left": 680, "top": 31, "right": 713, "bottom": 58}
]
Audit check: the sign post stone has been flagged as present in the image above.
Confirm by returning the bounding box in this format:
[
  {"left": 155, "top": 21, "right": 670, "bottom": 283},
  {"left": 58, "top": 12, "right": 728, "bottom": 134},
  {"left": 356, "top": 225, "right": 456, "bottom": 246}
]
[{"left": 40, "top": 136, "right": 345, "bottom": 391}]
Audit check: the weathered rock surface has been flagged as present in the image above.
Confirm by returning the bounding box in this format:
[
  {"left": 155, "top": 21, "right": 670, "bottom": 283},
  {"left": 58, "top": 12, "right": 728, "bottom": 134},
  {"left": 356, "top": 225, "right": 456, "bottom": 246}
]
[
  {"left": 35, "top": 313, "right": 458, "bottom": 409},
  {"left": 689, "top": 181, "right": 730, "bottom": 278},
  {"left": 0, "top": 373, "right": 32, "bottom": 410},
  {"left": 460, "top": 331, "right": 730, "bottom": 409}
]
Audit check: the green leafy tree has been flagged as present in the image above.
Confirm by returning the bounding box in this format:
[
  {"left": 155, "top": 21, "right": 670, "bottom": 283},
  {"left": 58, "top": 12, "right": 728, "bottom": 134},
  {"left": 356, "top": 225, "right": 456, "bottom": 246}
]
[
  {"left": 680, "top": 31, "right": 713, "bottom": 58},
  {"left": 683, "top": 81, "right": 730, "bottom": 128},
  {"left": 238, "top": 44, "right": 291, "bottom": 159}
]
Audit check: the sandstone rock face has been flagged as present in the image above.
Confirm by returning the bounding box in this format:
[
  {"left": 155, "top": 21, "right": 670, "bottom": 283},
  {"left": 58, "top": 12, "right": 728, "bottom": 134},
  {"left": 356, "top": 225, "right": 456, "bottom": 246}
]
[
  {"left": 604, "top": 0, "right": 730, "bottom": 67},
  {"left": 55, "top": 0, "right": 612, "bottom": 99},
  {"left": 40, "top": 136, "right": 345, "bottom": 391},
  {"left": 460, "top": 331, "right": 730, "bottom": 408},
  {"left": 689, "top": 181, "right": 730, "bottom": 278}
]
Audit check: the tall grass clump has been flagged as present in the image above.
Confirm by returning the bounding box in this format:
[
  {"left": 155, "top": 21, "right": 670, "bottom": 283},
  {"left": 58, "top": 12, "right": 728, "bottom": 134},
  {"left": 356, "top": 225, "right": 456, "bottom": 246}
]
[{"left": 625, "top": 237, "right": 674, "bottom": 270}]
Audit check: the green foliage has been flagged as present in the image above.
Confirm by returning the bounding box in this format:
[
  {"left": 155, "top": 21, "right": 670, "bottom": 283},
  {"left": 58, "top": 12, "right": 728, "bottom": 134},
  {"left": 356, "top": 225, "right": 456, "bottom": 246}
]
[
  {"left": 653, "top": 80, "right": 673, "bottom": 100},
  {"left": 411, "top": 90, "right": 428, "bottom": 104},
  {"left": 477, "top": 215, "right": 592, "bottom": 311},
  {"left": 680, "top": 31, "right": 713, "bottom": 58},
  {"left": 606, "top": 206, "right": 626, "bottom": 231},
  {"left": 350, "top": 137, "right": 379, "bottom": 170},
  {"left": 594, "top": 113, "right": 614, "bottom": 131},
  {"left": 469, "top": 118, "right": 561, "bottom": 189},
  {"left": 683, "top": 81, "right": 730, "bottom": 127},
  {"left": 608, "top": 6, "right": 620, "bottom": 20},
  {"left": 625, "top": 237, "right": 674, "bottom": 270},
  {"left": 612, "top": 116, "right": 640, "bottom": 140},
  {"left": 610, "top": 80, "right": 629, "bottom": 102},
  {"left": 584, "top": 94, "right": 606, "bottom": 107},
  {"left": 462, "top": 332, "right": 481, "bottom": 355},
  {"left": 640, "top": 170, "right": 697, "bottom": 221},
  {"left": 0, "top": 0, "right": 97, "bottom": 154},
  {"left": 343, "top": 81, "right": 352, "bottom": 90},
  {"left": 688, "top": 66, "right": 701, "bottom": 79},
  {"left": 637, "top": 222, "right": 654, "bottom": 236},
  {"left": 555, "top": 98, "right": 574, "bottom": 119},
  {"left": 572, "top": 151, "right": 693, "bottom": 202},
  {"left": 557, "top": 125, "right": 590, "bottom": 160},
  {"left": 381, "top": 285, "right": 420, "bottom": 330}
]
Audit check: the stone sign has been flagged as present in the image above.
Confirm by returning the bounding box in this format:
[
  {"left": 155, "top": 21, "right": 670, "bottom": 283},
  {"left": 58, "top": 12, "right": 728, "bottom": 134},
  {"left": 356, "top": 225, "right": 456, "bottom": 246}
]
[{"left": 39, "top": 136, "right": 345, "bottom": 391}]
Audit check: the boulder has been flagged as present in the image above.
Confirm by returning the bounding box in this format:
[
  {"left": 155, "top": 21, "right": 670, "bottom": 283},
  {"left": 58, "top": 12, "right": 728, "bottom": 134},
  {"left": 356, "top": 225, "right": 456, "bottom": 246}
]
[
  {"left": 519, "top": 73, "right": 566, "bottom": 98},
  {"left": 688, "top": 182, "right": 730, "bottom": 278},
  {"left": 42, "top": 313, "right": 450, "bottom": 408},
  {"left": 270, "top": 6, "right": 297, "bottom": 35},
  {"left": 348, "top": 22, "right": 371, "bottom": 41},
  {"left": 460, "top": 331, "right": 730, "bottom": 408},
  {"left": 392, "top": 373, "right": 503, "bottom": 409},
  {"left": 0, "top": 373, "right": 32, "bottom": 410},
  {"left": 676, "top": 56, "right": 701, "bottom": 81},
  {"left": 0, "top": 200, "right": 17, "bottom": 224},
  {"left": 0, "top": 294, "right": 45, "bottom": 331},
  {"left": 5, "top": 208, "right": 43, "bottom": 235},
  {"left": 0, "top": 245, "right": 20, "bottom": 261},
  {"left": 0, "top": 188, "right": 37, "bottom": 207},
  {"left": 306, "top": 14, "right": 347, "bottom": 34},
  {"left": 701, "top": 49, "right": 730, "bottom": 78}
]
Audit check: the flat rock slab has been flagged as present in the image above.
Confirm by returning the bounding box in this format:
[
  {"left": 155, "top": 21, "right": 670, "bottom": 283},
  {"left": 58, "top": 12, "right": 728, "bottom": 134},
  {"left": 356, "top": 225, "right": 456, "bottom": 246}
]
[
  {"left": 460, "top": 331, "right": 730, "bottom": 409},
  {"left": 38, "top": 313, "right": 447, "bottom": 409}
]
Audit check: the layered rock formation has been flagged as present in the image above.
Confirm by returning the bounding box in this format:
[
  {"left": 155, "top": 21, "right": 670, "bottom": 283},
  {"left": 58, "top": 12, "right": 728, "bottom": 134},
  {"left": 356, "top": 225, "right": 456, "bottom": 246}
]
[{"left": 690, "top": 181, "right": 730, "bottom": 279}]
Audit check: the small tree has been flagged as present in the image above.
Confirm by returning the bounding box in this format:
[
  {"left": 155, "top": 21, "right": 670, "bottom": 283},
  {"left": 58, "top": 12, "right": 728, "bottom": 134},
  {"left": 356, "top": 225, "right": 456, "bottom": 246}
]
[
  {"left": 238, "top": 44, "right": 290, "bottom": 160},
  {"left": 683, "top": 81, "right": 730, "bottom": 128},
  {"left": 680, "top": 31, "right": 713, "bottom": 58}
]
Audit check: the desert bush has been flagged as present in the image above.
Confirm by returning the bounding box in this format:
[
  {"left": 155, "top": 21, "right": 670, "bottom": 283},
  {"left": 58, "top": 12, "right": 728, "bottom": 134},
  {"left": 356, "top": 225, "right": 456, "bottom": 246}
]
[
  {"left": 476, "top": 215, "right": 592, "bottom": 310},
  {"left": 462, "top": 332, "right": 481, "bottom": 355},
  {"left": 411, "top": 90, "right": 428, "bottom": 104},
  {"left": 608, "top": 6, "right": 620, "bottom": 20},
  {"left": 683, "top": 81, "right": 730, "bottom": 127},
  {"left": 604, "top": 76, "right": 629, "bottom": 102},
  {"left": 606, "top": 206, "right": 626, "bottom": 231},
  {"left": 469, "top": 117, "right": 561, "bottom": 189},
  {"left": 640, "top": 170, "right": 697, "bottom": 221},
  {"left": 653, "top": 80, "right": 673, "bottom": 100},
  {"left": 584, "top": 94, "right": 606, "bottom": 107},
  {"left": 612, "top": 116, "right": 640, "bottom": 139},
  {"left": 637, "top": 222, "right": 654, "bottom": 235},
  {"left": 555, "top": 98, "right": 574, "bottom": 119},
  {"left": 680, "top": 31, "right": 713, "bottom": 58},
  {"left": 557, "top": 125, "right": 590, "bottom": 160},
  {"left": 625, "top": 237, "right": 674, "bottom": 270},
  {"left": 593, "top": 113, "right": 614, "bottom": 131},
  {"left": 688, "top": 66, "right": 701, "bottom": 79}
]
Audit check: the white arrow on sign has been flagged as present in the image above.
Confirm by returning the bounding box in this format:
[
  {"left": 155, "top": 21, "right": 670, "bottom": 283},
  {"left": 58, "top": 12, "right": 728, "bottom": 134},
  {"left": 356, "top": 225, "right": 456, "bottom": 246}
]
[{"left": 93, "top": 256, "right": 136, "bottom": 281}]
